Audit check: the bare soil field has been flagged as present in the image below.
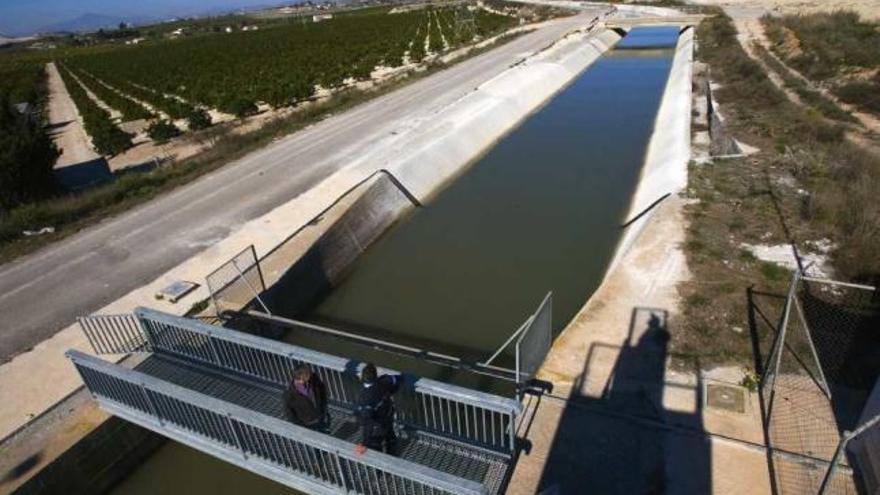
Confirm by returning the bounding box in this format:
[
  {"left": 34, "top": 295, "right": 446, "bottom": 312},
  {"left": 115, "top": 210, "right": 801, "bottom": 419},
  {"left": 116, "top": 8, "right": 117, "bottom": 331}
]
[
  {"left": 690, "top": 0, "right": 880, "bottom": 21},
  {"left": 45, "top": 62, "right": 100, "bottom": 169}
]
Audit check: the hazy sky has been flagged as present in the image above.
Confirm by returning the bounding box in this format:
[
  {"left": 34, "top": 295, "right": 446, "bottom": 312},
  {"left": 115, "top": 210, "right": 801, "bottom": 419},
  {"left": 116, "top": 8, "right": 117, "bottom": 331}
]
[{"left": 0, "top": 0, "right": 288, "bottom": 36}]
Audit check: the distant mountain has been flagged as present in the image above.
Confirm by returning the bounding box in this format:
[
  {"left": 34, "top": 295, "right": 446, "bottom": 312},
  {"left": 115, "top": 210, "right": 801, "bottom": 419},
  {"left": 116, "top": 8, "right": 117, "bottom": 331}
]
[{"left": 36, "top": 13, "right": 145, "bottom": 35}]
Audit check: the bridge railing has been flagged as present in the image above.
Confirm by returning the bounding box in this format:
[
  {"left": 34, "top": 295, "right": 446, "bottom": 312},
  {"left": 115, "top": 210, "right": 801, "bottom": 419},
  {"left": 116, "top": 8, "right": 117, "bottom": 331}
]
[
  {"left": 78, "top": 313, "right": 148, "bottom": 354},
  {"left": 81, "top": 307, "right": 522, "bottom": 454},
  {"left": 67, "top": 350, "right": 485, "bottom": 495}
]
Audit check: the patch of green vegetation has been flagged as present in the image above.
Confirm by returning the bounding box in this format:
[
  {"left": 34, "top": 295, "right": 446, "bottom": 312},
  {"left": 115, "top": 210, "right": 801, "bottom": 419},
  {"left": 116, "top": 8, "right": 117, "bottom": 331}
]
[
  {"left": 759, "top": 261, "right": 789, "bottom": 282},
  {"left": 752, "top": 43, "right": 857, "bottom": 123},
  {"left": 762, "top": 11, "right": 880, "bottom": 81},
  {"left": 834, "top": 81, "right": 880, "bottom": 114},
  {"left": 674, "top": 10, "right": 880, "bottom": 371},
  {"left": 146, "top": 119, "right": 181, "bottom": 143},
  {"left": 0, "top": 32, "right": 527, "bottom": 264}
]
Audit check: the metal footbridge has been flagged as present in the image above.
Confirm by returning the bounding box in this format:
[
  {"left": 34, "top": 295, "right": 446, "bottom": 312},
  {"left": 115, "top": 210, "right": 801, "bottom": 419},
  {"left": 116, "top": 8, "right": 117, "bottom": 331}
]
[{"left": 69, "top": 308, "right": 526, "bottom": 495}]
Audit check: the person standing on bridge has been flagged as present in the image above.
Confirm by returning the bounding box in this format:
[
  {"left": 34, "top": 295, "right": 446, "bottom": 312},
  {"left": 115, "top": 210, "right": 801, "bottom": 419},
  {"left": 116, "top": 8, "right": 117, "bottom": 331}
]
[
  {"left": 354, "top": 363, "right": 401, "bottom": 456},
  {"left": 283, "top": 364, "right": 328, "bottom": 431}
]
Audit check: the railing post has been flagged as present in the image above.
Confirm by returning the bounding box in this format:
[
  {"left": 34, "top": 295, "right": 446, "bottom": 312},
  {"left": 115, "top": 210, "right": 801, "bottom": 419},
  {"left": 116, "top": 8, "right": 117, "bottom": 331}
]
[
  {"left": 508, "top": 411, "right": 516, "bottom": 453},
  {"left": 225, "top": 412, "right": 247, "bottom": 460},
  {"left": 206, "top": 331, "right": 221, "bottom": 367},
  {"left": 140, "top": 384, "right": 163, "bottom": 426},
  {"left": 333, "top": 451, "right": 349, "bottom": 492}
]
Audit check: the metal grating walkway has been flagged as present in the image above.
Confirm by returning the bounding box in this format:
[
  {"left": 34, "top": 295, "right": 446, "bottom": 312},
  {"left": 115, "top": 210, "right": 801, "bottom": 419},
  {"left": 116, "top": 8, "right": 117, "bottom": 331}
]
[
  {"left": 135, "top": 355, "right": 509, "bottom": 493},
  {"left": 71, "top": 307, "right": 522, "bottom": 495}
]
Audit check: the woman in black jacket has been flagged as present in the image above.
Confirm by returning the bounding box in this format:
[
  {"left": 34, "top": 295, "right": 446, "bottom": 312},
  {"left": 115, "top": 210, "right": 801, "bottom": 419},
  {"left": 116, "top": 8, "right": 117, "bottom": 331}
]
[{"left": 283, "top": 364, "right": 328, "bottom": 430}]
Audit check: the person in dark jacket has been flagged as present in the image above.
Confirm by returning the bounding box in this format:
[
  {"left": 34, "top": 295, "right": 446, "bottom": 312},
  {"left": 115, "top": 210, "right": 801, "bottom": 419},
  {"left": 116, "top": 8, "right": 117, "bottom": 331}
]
[
  {"left": 283, "top": 364, "right": 328, "bottom": 430},
  {"left": 353, "top": 363, "right": 401, "bottom": 456}
]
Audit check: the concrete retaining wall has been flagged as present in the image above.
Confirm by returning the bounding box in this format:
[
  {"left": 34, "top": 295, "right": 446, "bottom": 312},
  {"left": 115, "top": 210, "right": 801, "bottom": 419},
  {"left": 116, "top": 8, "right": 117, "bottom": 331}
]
[
  {"left": 258, "top": 27, "right": 623, "bottom": 313},
  {"left": 11, "top": 417, "right": 163, "bottom": 495},
  {"left": 705, "top": 81, "right": 743, "bottom": 156},
  {"left": 607, "top": 25, "right": 694, "bottom": 272},
  {"left": 263, "top": 173, "right": 416, "bottom": 315},
  {"left": 387, "top": 28, "right": 622, "bottom": 202}
]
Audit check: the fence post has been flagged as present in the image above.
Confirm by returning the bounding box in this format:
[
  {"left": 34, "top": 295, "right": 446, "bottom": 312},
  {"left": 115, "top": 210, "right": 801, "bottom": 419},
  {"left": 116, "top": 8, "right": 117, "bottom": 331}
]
[
  {"left": 791, "top": 294, "right": 832, "bottom": 400},
  {"left": 766, "top": 269, "right": 801, "bottom": 398}
]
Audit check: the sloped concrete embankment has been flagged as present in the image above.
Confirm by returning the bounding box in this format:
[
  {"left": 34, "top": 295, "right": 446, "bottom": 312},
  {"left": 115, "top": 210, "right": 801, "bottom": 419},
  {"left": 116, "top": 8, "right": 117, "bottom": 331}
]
[
  {"left": 258, "top": 28, "right": 624, "bottom": 313},
  {"left": 262, "top": 173, "right": 417, "bottom": 315},
  {"left": 607, "top": 26, "right": 694, "bottom": 272}
]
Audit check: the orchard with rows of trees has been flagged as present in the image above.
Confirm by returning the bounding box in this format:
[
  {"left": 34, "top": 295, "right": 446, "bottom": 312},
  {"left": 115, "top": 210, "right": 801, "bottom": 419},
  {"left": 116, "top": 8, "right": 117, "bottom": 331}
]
[{"left": 62, "top": 6, "right": 516, "bottom": 116}]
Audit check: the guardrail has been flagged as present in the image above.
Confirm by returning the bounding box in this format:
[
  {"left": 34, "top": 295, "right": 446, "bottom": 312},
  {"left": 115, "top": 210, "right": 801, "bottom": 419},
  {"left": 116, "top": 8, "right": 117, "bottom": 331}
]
[
  {"left": 78, "top": 313, "right": 148, "bottom": 354},
  {"left": 68, "top": 350, "right": 485, "bottom": 495},
  {"left": 80, "top": 307, "right": 522, "bottom": 453}
]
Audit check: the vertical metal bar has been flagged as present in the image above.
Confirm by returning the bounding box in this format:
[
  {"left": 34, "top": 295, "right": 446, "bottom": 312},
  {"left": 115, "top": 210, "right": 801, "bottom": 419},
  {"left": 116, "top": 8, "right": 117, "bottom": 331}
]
[
  {"left": 206, "top": 332, "right": 221, "bottom": 367},
  {"left": 818, "top": 432, "right": 850, "bottom": 495},
  {"left": 139, "top": 385, "right": 163, "bottom": 426},
  {"left": 769, "top": 270, "right": 800, "bottom": 396},
  {"left": 251, "top": 245, "right": 267, "bottom": 293},
  {"left": 508, "top": 411, "right": 516, "bottom": 453},
  {"left": 231, "top": 258, "right": 272, "bottom": 315},
  {"left": 225, "top": 413, "right": 247, "bottom": 460},
  {"left": 792, "top": 296, "right": 832, "bottom": 400}
]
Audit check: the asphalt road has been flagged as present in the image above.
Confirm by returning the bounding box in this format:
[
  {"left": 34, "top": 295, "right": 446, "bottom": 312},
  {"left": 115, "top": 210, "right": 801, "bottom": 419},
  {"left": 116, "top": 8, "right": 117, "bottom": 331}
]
[{"left": 0, "top": 12, "right": 602, "bottom": 362}]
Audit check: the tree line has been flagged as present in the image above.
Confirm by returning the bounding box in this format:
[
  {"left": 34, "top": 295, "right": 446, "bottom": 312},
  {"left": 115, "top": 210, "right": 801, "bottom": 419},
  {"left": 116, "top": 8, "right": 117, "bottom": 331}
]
[{"left": 61, "top": 6, "right": 515, "bottom": 117}]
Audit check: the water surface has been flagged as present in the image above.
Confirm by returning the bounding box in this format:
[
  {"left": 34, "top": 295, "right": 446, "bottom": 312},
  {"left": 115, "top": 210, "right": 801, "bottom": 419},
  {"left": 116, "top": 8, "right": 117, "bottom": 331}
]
[{"left": 113, "top": 27, "right": 680, "bottom": 495}]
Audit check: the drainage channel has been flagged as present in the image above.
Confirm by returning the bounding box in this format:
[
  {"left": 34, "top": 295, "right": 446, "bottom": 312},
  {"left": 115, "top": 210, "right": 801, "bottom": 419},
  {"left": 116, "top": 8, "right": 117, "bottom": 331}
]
[{"left": 111, "top": 26, "right": 681, "bottom": 495}]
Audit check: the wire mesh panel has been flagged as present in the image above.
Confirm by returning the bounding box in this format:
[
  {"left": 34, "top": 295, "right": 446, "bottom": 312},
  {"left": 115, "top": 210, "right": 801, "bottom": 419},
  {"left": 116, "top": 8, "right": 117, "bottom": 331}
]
[
  {"left": 206, "top": 245, "right": 266, "bottom": 315},
  {"left": 516, "top": 292, "right": 552, "bottom": 384},
  {"left": 67, "top": 350, "right": 485, "bottom": 495},
  {"left": 762, "top": 272, "right": 879, "bottom": 495},
  {"left": 78, "top": 313, "right": 148, "bottom": 354}
]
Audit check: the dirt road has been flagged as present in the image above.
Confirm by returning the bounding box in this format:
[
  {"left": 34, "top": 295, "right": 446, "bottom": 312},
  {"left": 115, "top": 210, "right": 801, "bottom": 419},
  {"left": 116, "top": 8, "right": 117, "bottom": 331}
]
[
  {"left": 45, "top": 62, "right": 100, "bottom": 168},
  {"left": 0, "top": 10, "right": 606, "bottom": 362}
]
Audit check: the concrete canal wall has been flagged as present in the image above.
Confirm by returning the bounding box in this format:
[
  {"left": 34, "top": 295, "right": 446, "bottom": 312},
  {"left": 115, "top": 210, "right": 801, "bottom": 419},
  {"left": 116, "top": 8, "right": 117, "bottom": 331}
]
[
  {"left": 257, "top": 27, "right": 624, "bottom": 313},
  {"left": 607, "top": 26, "right": 694, "bottom": 272}
]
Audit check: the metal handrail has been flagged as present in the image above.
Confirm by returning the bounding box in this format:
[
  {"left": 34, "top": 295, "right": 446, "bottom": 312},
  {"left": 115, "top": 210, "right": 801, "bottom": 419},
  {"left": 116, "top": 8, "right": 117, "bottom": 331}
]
[
  {"left": 246, "top": 310, "right": 518, "bottom": 381},
  {"left": 68, "top": 350, "right": 485, "bottom": 495},
  {"left": 134, "top": 307, "right": 522, "bottom": 453}
]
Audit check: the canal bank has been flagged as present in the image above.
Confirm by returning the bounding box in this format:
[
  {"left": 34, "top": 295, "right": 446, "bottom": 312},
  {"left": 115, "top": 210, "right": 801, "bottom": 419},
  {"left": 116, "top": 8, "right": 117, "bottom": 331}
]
[
  {"left": 507, "top": 25, "right": 772, "bottom": 495},
  {"left": 102, "top": 26, "right": 686, "bottom": 495},
  {"left": 272, "top": 27, "right": 681, "bottom": 367},
  {"left": 1, "top": 13, "right": 626, "bottom": 495}
]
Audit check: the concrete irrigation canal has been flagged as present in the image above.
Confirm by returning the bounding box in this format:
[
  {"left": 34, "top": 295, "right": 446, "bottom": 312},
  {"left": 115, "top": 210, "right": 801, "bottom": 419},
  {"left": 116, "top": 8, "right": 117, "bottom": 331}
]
[{"left": 109, "top": 26, "right": 683, "bottom": 494}]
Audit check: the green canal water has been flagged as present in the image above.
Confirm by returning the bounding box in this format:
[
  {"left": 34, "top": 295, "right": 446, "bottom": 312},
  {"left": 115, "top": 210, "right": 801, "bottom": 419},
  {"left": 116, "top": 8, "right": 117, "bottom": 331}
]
[{"left": 112, "top": 27, "right": 680, "bottom": 495}]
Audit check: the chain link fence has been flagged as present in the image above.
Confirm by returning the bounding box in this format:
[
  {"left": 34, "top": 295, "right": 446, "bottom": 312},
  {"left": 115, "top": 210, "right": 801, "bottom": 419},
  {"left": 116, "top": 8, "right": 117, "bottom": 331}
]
[{"left": 761, "top": 270, "right": 880, "bottom": 495}]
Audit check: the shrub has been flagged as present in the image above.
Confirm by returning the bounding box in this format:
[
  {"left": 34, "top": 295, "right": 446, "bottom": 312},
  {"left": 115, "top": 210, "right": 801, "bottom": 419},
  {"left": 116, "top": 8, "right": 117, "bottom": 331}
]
[
  {"left": 833, "top": 81, "right": 880, "bottom": 114},
  {"left": 0, "top": 96, "right": 59, "bottom": 210},
  {"left": 186, "top": 108, "right": 212, "bottom": 130},
  {"left": 223, "top": 98, "right": 258, "bottom": 118},
  {"left": 147, "top": 119, "right": 181, "bottom": 142}
]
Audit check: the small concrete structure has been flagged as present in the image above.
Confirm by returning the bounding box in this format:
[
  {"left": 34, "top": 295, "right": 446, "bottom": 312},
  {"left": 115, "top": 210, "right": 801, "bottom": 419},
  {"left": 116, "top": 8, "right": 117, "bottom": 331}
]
[{"left": 604, "top": 15, "right": 705, "bottom": 29}]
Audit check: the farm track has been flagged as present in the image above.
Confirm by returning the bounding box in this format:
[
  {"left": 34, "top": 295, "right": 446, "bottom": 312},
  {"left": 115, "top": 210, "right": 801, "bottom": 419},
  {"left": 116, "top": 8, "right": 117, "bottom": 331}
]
[{"left": 0, "top": 11, "right": 604, "bottom": 361}]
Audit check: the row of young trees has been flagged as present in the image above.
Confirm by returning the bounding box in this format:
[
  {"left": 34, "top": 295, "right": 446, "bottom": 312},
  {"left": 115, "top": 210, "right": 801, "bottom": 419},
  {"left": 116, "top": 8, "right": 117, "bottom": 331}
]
[
  {"left": 61, "top": 6, "right": 516, "bottom": 117},
  {"left": 72, "top": 68, "right": 154, "bottom": 122},
  {"left": 57, "top": 64, "right": 133, "bottom": 156},
  {"left": 0, "top": 59, "right": 59, "bottom": 212}
]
